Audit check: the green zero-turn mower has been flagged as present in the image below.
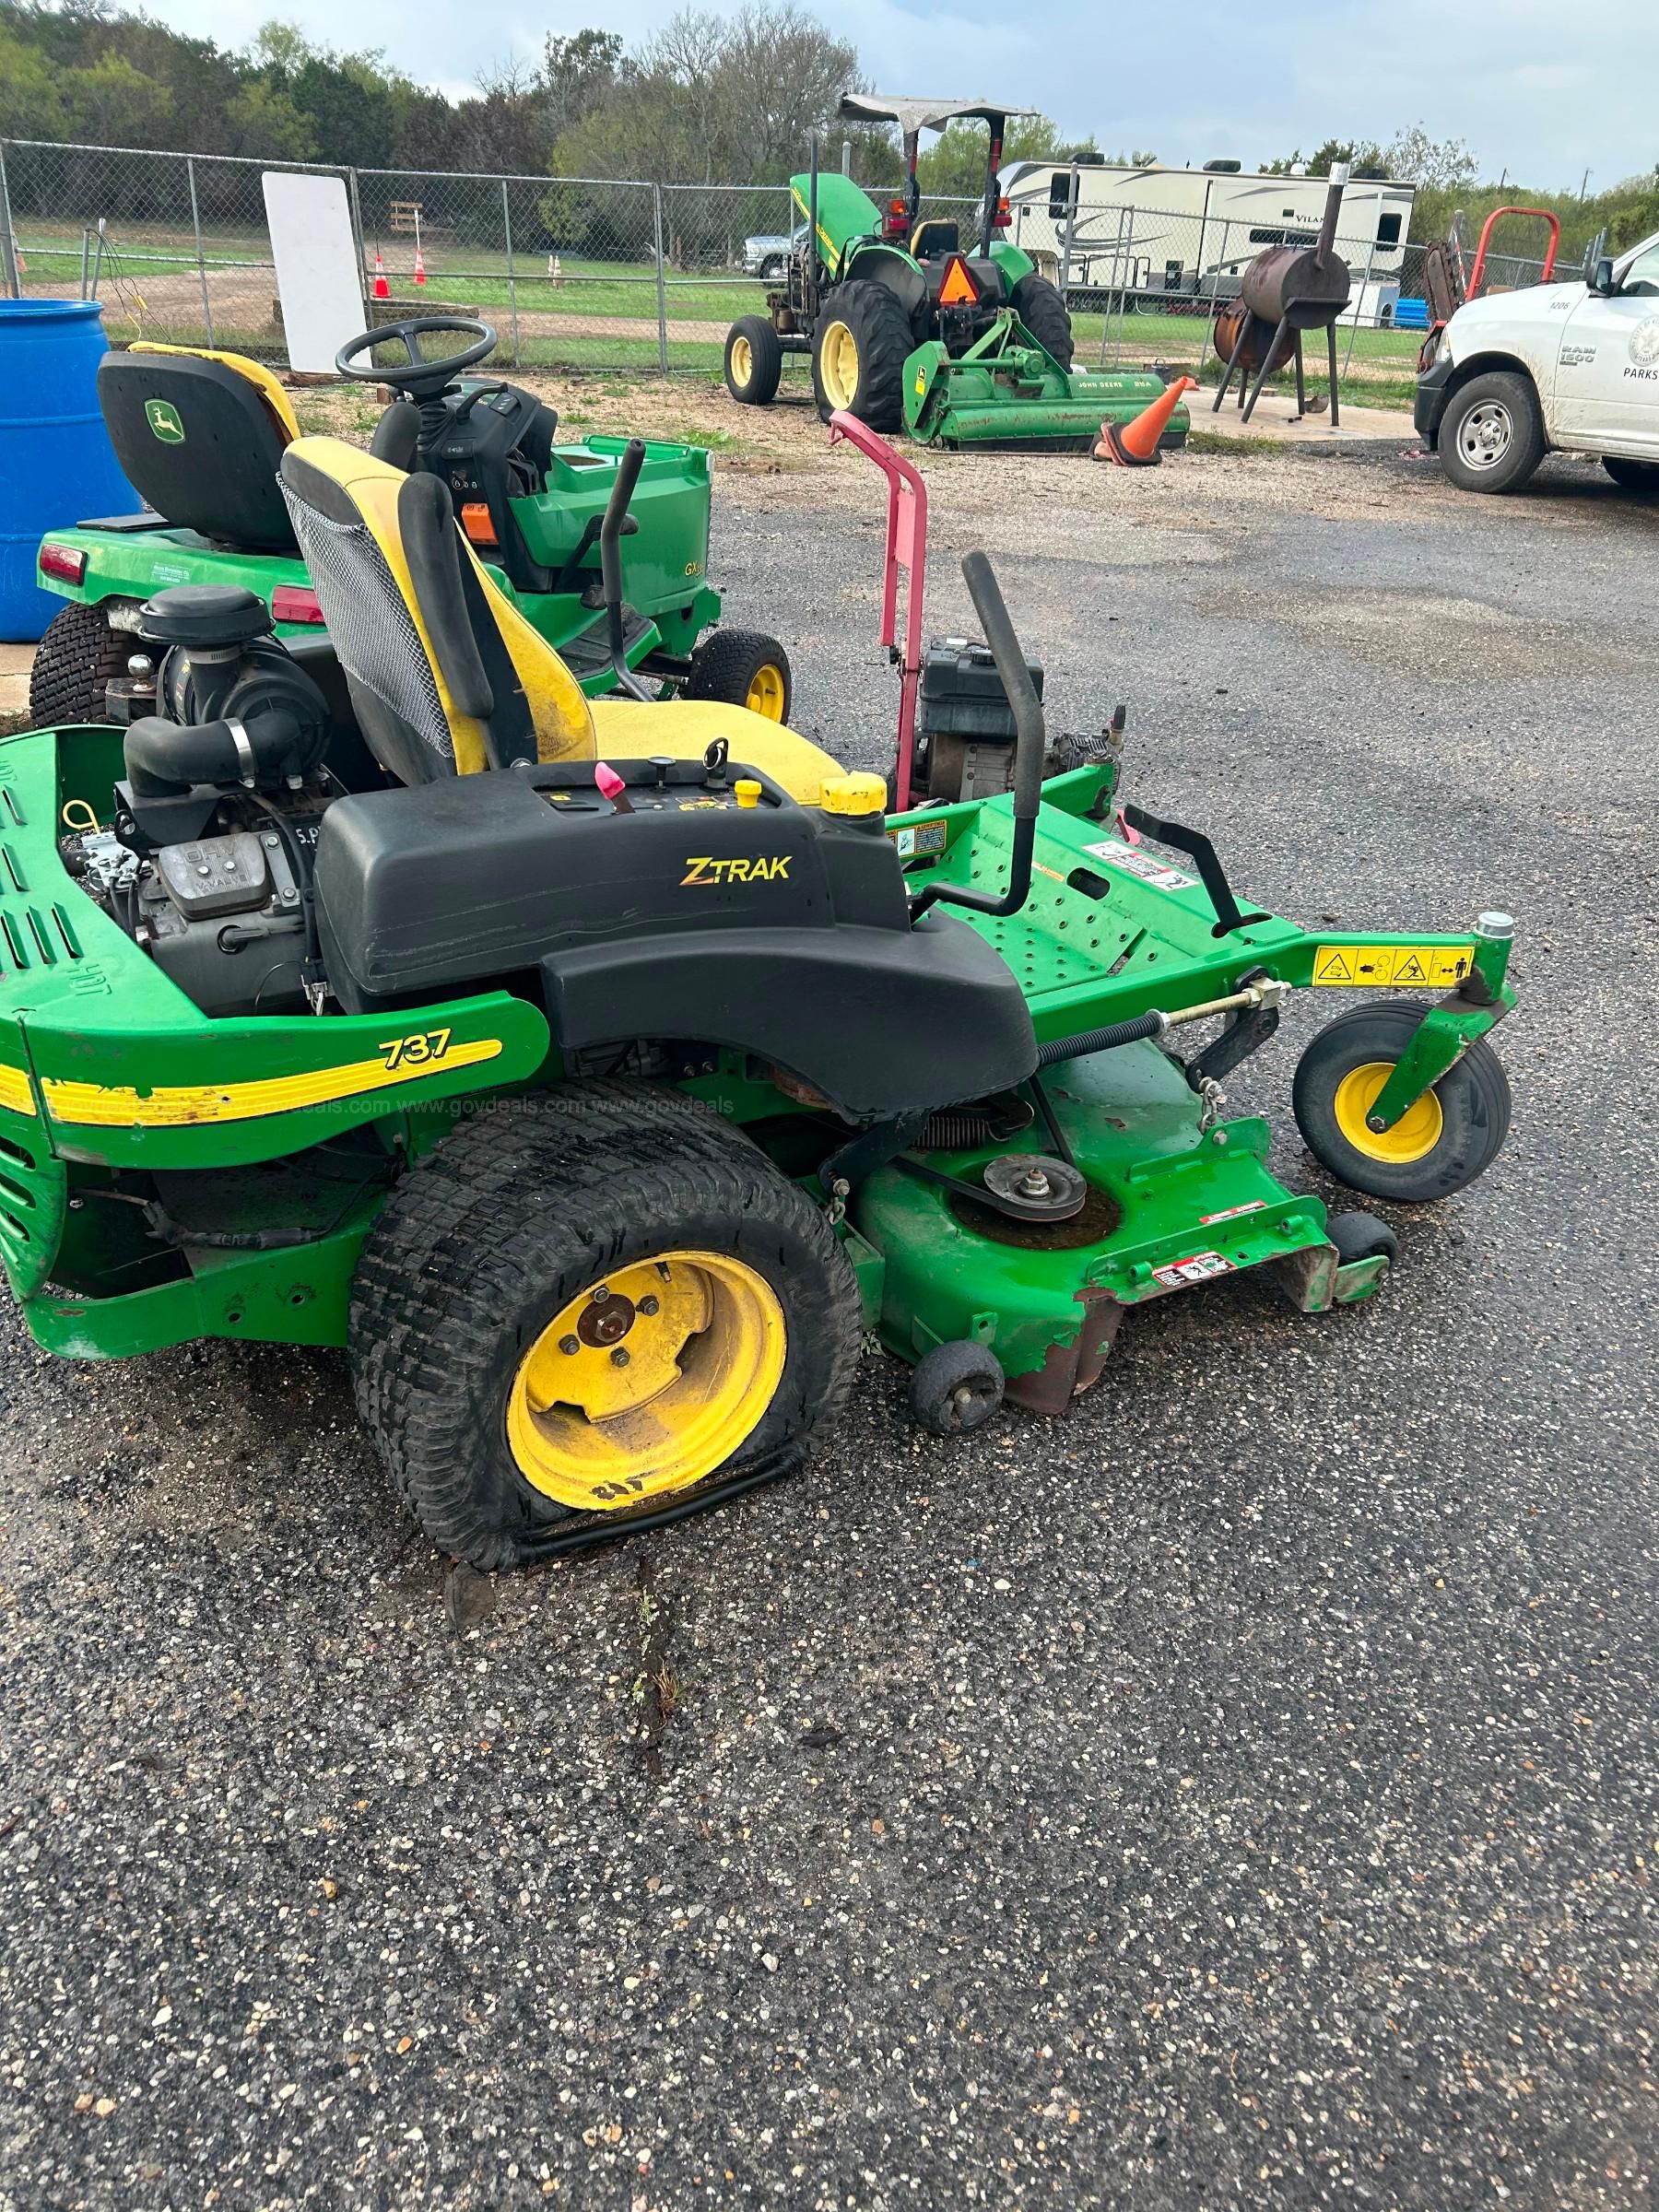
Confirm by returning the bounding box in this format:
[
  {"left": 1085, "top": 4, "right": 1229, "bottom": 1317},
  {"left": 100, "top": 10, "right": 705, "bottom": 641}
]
[
  {"left": 30, "top": 318, "right": 792, "bottom": 734},
  {"left": 723, "top": 95, "right": 1191, "bottom": 453},
  {"left": 0, "top": 433, "right": 1515, "bottom": 1570}
]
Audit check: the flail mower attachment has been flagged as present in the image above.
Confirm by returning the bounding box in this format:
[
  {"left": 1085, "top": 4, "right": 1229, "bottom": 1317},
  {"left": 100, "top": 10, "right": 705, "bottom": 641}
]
[{"left": 904, "top": 312, "right": 1193, "bottom": 454}]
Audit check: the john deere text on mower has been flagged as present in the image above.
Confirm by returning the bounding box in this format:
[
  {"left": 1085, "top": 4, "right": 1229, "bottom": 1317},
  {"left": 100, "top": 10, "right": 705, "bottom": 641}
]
[
  {"left": 31, "top": 317, "right": 791, "bottom": 732},
  {"left": 1, "top": 436, "right": 1513, "bottom": 1569},
  {"left": 723, "top": 97, "right": 1192, "bottom": 453}
]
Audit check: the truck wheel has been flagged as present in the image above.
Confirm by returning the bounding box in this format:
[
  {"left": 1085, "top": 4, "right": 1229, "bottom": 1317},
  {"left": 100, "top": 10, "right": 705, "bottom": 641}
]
[
  {"left": 724, "top": 315, "right": 782, "bottom": 406},
  {"left": 1436, "top": 371, "right": 1546, "bottom": 494},
  {"left": 1603, "top": 455, "right": 1659, "bottom": 494},
  {"left": 28, "top": 600, "right": 133, "bottom": 726},
  {"left": 811, "top": 279, "right": 912, "bottom": 430},
  {"left": 1292, "top": 1002, "right": 1512, "bottom": 1203},
  {"left": 683, "top": 628, "right": 792, "bottom": 722},
  {"left": 1010, "top": 273, "right": 1075, "bottom": 369},
  {"left": 351, "top": 1084, "right": 862, "bottom": 1570}
]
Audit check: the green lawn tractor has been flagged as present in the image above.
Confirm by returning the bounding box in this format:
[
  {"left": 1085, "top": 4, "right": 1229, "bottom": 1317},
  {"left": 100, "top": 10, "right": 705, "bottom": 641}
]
[
  {"left": 30, "top": 316, "right": 791, "bottom": 733},
  {"left": 724, "top": 96, "right": 1190, "bottom": 453},
  {"left": 0, "top": 433, "right": 1514, "bottom": 1570}
]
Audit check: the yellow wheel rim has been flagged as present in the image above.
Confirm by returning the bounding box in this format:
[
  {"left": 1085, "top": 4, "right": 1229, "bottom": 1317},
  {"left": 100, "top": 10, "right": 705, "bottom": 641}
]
[
  {"left": 730, "top": 332, "right": 754, "bottom": 387},
  {"left": 819, "top": 320, "right": 859, "bottom": 410},
  {"left": 745, "top": 662, "right": 785, "bottom": 718},
  {"left": 1333, "top": 1060, "right": 1444, "bottom": 1166},
  {"left": 506, "top": 1251, "right": 786, "bottom": 1512}
]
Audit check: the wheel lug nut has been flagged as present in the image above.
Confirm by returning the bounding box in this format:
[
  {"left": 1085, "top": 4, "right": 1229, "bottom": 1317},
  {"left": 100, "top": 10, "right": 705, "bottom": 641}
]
[
  {"left": 591, "top": 1285, "right": 610, "bottom": 1303},
  {"left": 638, "top": 1295, "right": 659, "bottom": 1317},
  {"left": 610, "top": 1347, "right": 630, "bottom": 1367},
  {"left": 559, "top": 1335, "right": 580, "bottom": 1356}
]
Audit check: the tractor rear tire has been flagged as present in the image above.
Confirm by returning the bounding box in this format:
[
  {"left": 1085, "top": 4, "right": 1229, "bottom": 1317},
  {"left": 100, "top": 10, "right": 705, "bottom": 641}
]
[
  {"left": 811, "top": 279, "right": 912, "bottom": 431},
  {"left": 29, "top": 600, "right": 133, "bottom": 726},
  {"left": 724, "top": 315, "right": 782, "bottom": 406},
  {"left": 1010, "top": 273, "right": 1075, "bottom": 370},
  {"left": 683, "top": 628, "right": 793, "bottom": 722},
  {"left": 349, "top": 1083, "right": 862, "bottom": 1570}
]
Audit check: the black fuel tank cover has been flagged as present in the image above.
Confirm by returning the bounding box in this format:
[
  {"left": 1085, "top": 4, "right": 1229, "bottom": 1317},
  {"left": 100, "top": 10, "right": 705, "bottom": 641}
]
[{"left": 137, "top": 584, "right": 274, "bottom": 652}]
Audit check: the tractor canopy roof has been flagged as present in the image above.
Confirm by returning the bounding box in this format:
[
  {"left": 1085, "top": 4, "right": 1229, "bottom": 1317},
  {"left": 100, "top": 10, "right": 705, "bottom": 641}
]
[{"left": 838, "top": 94, "right": 1038, "bottom": 135}]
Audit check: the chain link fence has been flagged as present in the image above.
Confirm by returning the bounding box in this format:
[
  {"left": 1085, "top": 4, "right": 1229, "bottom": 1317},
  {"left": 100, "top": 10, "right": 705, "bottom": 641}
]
[{"left": 0, "top": 137, "right": 1594, "bottom": 405}]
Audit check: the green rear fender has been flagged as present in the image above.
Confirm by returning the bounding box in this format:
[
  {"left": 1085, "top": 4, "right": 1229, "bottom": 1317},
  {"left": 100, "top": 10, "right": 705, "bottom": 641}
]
[{"left": 989, "top": 240, "right": 1037, "bottom": 287}]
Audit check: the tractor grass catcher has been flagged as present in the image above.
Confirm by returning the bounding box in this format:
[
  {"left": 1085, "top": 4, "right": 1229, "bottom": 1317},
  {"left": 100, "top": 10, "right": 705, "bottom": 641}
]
[
  {"left": 723, "top": 96, "right": 1190, "bottom": 454},
  {"left": 31, "top": 317, "right": 791, "bottom": 733},
  {"left": 3, "top": 435, "right": 1515, "bottom": 1569}
]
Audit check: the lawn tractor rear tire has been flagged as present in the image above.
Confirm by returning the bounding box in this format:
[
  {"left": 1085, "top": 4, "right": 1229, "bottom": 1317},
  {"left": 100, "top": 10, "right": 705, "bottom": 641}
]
[
  {"left": 350, "top": 1083, "right": 862, "bottom": 1570},
  {"left": 1436, "top": 371, "right": 1546, "bottom": 495},
  {"left": 811, "top": 280, "right": 913, "bottom": 431},
  {"left": 1603, "top": 455, "right": 1659, "bottom": 494},
  {"left": 683, "top": 628, "right": 793, "bottom": 722},
  {"left": 28, "top": 599, "right": 133, "bottom": 726},
  {"left": 1009, "top": 273, "right": 1075, "bottom": 370},
  {"left": 1292, "top": 1002, "right": 1512, "bottom": 1204},
  {"left": 724, "top": 315, "right": 782, "bottom": 406}
]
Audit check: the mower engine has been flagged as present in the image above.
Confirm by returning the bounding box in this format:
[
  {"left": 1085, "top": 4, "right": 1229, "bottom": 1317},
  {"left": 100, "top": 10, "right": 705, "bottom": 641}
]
[
  {"left": 61, "top": 586, "right": 338, "bottom": 1018},
  {"left": 913, "top": 638, "right": 1123, "bottom": 804}
]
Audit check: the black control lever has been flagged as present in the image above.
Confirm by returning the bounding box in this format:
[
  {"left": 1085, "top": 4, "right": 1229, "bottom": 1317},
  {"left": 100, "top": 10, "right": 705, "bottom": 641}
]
[
  {"left": 599, "top": 438, "right": 653, "bottom": 701},
  {"left": 908, "top": 550, "right": 1044, "bottom": 924}
]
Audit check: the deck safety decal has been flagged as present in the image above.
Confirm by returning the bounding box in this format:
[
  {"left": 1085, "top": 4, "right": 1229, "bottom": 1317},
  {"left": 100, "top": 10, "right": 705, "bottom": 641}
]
[
  {"left": 1082, "top": 839, "right": 1198, "bottom": 891},
  {"left": 39, "top": 1035, "right": 505, "bottom": 1128},
  {"left": 1154, "top": 1251, "right": 1231, "bottom": 1288},
  {"left": 1312, "top": 942, "right": 1476, "bottom": 988}
]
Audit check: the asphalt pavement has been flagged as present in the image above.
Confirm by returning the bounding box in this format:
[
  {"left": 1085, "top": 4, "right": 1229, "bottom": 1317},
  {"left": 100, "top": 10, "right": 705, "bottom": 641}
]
[{"left": 0, "top": 438, "right": 1654, "bottom": 2212}]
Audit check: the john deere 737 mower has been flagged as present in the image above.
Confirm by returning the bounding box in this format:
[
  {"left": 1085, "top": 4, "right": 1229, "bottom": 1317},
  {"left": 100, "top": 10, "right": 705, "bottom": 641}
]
[
  {"left": 1, "top": 434, "right": 1513, "bottom": 1569},
  {"left": 724, "top": 96, "right": 1190, "bottom": 453},
  {"left": 31, "top": 315, "right": 791, "bottom": 732}
]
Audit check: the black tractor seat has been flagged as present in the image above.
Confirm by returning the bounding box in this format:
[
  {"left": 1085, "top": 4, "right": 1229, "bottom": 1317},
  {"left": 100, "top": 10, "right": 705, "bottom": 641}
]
[{"left": 98, "top": 344, "right": 301, "bottom": 553}]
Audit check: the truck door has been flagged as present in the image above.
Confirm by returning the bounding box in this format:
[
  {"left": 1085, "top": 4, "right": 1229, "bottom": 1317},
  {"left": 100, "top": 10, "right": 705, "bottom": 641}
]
[{"left": 1553, "top": 235, "right": 1659, "bottom": 453}]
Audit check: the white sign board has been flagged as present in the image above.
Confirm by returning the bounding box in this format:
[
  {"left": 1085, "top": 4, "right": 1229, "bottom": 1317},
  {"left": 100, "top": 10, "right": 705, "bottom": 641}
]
[{"left": 262, "top": 171, "right": 364, "bottom": 375}]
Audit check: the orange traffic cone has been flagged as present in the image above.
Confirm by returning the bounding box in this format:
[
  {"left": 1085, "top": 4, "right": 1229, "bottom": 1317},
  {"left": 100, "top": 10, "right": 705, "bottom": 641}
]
[
  {"left": 371, "top": 248, "right": 390, "bottom": 301},
  {"left": 1094, "top": 374, "right": 1197, "bottom": 467},
  {"left": 413, "top": 244, "right": 426, "bottom": 287}
]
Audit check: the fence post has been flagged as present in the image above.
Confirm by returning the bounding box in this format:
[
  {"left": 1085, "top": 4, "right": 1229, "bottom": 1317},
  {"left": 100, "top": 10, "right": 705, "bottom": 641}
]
[
  {"left": 186, "top": 154, "right": 213, "bottom": 347},
  {"left": 0, "top": 142, "right": 20, "bottom": 299},
  {"left": 653, "top": 185, "right": 670, "bottom": 374},
  {"left": 1342, "top": 231, "right": 1379, "bottom": 383},
  {"left": 500, "top": 177, "right": 520, "bottom": 369},
  {"left": 1059, "top": 165, "right": 1079, "bottom": 301},
  {"left": 346, "top": 168, "right": 368, "bottom": 310}
]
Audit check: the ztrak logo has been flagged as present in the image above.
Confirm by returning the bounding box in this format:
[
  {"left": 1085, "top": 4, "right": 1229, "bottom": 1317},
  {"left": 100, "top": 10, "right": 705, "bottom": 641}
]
[
  {"left": 144, "top": 398, "right": 185, "bottom": 444},
  {"left": 682, "top": 853, "right": 792, "bottom": 887}
]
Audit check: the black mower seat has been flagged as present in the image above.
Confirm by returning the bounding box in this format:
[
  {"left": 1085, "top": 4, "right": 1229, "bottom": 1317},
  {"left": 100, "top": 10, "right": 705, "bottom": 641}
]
[
  {"left": 912, "top": 218, "right": 960, "bottom": 259},
  {"left": 98, "top": 344, "right": 300, "bottom": 554}
]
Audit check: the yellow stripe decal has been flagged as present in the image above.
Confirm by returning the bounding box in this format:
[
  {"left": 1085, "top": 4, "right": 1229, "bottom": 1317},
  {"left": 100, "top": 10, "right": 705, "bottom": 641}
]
[
  {"left": 41, "top": 1035, "right": 504, "bottom": 1129},
  {"left": 0, "top": 1062, "right": 35, "bottom": 1117}
]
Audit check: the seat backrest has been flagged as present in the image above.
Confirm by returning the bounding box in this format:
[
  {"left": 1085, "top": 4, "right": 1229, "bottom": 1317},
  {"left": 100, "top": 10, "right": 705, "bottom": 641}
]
[
  {"left": 912, "top": 218, "right": 960, "bottom": 260},
  {"left": 97, "top": 346, "right": 299, "bottom": 551},
  {"left": 278, "top": 435, "right": 594, "bottom": 786}
]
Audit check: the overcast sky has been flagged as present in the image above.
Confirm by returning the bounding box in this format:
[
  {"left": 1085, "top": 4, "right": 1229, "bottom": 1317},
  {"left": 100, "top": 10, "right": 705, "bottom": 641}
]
[{"left": 152, "top": 0, "right": 1650, "bottom": 194}]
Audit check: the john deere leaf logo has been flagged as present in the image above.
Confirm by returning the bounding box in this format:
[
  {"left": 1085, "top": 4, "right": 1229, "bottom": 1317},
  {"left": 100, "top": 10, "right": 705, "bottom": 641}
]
[{"left": 144, "top": 398, "right": 185, "bottom": 444}]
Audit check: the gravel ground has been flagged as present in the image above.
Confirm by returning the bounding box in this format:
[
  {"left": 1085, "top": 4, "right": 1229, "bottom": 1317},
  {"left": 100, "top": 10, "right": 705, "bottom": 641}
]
[{"left": 1, "top": 431, "right": 1655, "bottom": 2212}]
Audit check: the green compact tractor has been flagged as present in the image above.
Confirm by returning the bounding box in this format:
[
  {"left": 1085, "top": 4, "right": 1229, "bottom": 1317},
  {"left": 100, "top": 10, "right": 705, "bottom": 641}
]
[
  {"left": 724, "top": 96, "right": 1190, "bottom": 453},
  {"left": 1, "top": 432, "right": 1514, "bottom": 1569},
  {"left": 31, "top": 317, "right": 790, "bottom": 732}
]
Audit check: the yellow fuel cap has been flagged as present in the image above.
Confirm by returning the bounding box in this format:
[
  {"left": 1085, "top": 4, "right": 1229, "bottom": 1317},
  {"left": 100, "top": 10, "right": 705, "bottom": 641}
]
[
  {"left": 819, "top": 771, "right": 887, "bottom": 818},
  {"left": 733, "top": 778, "right": 763, "bottom": 808}
]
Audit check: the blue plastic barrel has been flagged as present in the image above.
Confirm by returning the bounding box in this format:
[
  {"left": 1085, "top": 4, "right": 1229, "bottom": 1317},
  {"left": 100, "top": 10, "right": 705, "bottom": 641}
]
[{"left": 0, "top": 299, "right": 140, "bottom": 641}]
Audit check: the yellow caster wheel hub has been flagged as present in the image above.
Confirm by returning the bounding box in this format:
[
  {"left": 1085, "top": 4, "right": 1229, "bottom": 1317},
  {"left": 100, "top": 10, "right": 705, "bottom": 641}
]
[
  {"left": 1333, "top": 1061, "right": 1444, "bottom": 1165},
  {"left": 507, "top": 1251, "right": 786, "bottom": 1509}
]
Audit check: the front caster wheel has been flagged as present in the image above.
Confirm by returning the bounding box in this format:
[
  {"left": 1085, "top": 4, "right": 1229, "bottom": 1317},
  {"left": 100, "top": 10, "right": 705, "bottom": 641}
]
[
  {"left": 909, "top": 1341, "right": 1005, "bottom": 1436},
  {"left": 1293, "top": 1001, "right": 1512, "bottom": 1203}
]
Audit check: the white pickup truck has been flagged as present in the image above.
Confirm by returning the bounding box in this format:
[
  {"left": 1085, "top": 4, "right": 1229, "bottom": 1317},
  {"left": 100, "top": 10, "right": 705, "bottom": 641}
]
[{"left": 1416, "top": 228, "right": 1659, "bottom": 493}]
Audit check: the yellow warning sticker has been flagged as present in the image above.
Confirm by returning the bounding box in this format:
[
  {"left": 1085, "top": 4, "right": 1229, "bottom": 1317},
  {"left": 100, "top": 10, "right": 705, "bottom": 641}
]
[{"left": 1312, "top": 942, "right": 1476, "bottom": 988}]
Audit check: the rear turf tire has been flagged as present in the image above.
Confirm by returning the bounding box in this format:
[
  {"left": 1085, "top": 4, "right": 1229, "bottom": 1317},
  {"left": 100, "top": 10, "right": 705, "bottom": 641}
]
[
  {"left": 28, "top": 600, "right": 133, "bottom": 725},
  {"left": 1603, "top": 455, "right": 1659, "bottom": 493},
  {"left": 683, "top": 628, "right": 792, "bottom": 722},
  {"left": 349, "top": 1084, "right": 861, "bottom": 1569},
  {"left": 811, "top": 279, "right": 913, "bottom": 431},
  {"left": 1436, "top": 371, "right": 1546, "bottom": 494},
  {"left": 1009, "top": 273, "right": 1075, "bottom": 370},
  {"left": 724, "top": 315, "right": 782, "bottom": 406},
  {"left": 1292, "top": 1002, "right": 1512, "bottom": 1203}
]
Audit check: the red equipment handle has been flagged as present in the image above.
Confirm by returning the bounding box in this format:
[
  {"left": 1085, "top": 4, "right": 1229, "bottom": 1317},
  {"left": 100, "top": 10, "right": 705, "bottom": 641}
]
[
  {"left": 827, "top": 408, "right": 930, "bottom": 813},
  {"left": 1467, "top": 206, "right": 1561, "bottom": 300}
]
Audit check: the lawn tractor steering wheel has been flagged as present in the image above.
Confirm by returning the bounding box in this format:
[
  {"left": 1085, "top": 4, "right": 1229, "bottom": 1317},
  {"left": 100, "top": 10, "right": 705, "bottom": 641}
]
[{"left": 335, "top": 315, "right": 497, "bottom": 401}]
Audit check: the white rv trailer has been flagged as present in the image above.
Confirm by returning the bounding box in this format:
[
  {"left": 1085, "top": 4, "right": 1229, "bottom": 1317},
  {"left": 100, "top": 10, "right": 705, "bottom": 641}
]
[{"left": 999, "top": 160, "right": 1418, "bottom": 314}]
